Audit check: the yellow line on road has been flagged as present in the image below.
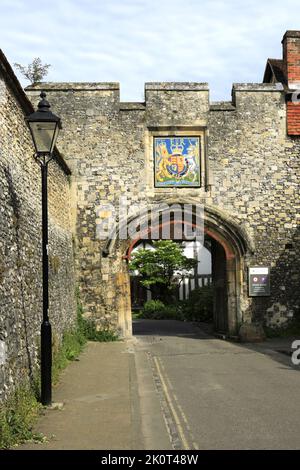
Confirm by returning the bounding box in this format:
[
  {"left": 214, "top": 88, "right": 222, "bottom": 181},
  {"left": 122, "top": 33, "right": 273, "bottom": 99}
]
[
  {"left": 153, "top": 356, "right": 190, "bottom": 450},
  {"left": 158, "top": 359, "right": 199, "bottom": 450}
]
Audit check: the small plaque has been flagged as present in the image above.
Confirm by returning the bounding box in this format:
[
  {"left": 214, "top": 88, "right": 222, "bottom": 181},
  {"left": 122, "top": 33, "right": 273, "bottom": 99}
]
[{"left": 248, "top": 266, "right": 270, "bottom": 297}]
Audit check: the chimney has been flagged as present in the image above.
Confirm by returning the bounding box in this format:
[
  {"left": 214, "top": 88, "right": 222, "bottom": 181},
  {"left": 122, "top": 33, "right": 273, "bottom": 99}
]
[
  {"left": 282, "top": 31, "right": 300, "bottom": 135},
  {"left": 282, "top": 30, "right": 300, "bottom": 89}
]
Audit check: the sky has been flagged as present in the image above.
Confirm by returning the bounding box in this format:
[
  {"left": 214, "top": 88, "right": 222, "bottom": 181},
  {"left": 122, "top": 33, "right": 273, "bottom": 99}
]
[{"left": 0, "top": 0, "right": 299, "bottom": 102}]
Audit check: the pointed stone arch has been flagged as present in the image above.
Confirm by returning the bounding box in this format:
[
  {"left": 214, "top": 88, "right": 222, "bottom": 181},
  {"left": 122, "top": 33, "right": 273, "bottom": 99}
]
[{"left": 102, "top": 201, "right": 254, "bottom": 337}]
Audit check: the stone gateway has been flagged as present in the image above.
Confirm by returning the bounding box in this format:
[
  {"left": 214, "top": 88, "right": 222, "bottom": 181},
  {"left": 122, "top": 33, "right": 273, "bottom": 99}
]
[
  {"left": 0, "top": 30, "right": 299, "bottom": 397},
  {"left": 25, "top": 30, "right": 299, "bottom": 339}
]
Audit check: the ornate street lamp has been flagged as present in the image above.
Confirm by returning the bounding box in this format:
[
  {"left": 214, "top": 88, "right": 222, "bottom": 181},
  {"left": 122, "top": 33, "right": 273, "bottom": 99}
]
[{"left": 26, "top": 91, "right": 62, "bottom": 406}]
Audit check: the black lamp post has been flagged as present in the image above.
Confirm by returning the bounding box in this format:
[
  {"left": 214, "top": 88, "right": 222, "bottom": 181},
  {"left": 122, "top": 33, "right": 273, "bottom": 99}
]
[{"left": 26, "top": 92, "right": 62, "bottom": 406}]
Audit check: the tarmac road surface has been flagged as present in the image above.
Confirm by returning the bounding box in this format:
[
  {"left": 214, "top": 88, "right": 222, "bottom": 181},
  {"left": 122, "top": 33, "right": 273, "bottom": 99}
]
[{"left": 133, "top": 319, "right": 300, "bottom": 450}]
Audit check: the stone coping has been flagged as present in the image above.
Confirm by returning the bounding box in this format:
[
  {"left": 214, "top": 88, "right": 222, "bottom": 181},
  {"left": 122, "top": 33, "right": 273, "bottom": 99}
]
[
  {"left": 26, "top": 82, "right": 285, "bottom": 97},
  {"left": 26, "top": 82, "right": 120, "bottom": 91},
  {"left": 282, "top": 30, "right": 300, "bottom": 40},
  {"left": 232, "top": 83, "right": 284, "bottom": 92},
  {"left": 145, "top": 82, "right": 209, "bottom": 91}
]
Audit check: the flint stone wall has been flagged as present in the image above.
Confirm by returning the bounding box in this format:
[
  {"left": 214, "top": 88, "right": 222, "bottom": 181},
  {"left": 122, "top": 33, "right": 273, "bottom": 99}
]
[{"left": 0, "top": 69, "right": 76, "bottom": 400}]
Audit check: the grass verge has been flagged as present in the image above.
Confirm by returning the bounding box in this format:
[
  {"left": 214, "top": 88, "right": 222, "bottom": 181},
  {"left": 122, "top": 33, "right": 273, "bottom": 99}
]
[{"left": 0, "top": 385, "right": 44, "bottom": 448}]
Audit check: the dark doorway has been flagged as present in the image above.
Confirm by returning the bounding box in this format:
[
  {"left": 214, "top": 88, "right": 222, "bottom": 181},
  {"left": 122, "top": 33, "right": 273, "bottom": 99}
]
[
  {"left": 211, "top": 239, "right": 228, "bottom": 333},
  {"left": 130, "top": 236, "right": 230, "bottom": 334}
]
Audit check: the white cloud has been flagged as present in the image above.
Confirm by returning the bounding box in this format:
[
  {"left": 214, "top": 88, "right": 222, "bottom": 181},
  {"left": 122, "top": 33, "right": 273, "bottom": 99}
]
[{"left": 0, "top": 0, "right": 299, "bottom": 101}]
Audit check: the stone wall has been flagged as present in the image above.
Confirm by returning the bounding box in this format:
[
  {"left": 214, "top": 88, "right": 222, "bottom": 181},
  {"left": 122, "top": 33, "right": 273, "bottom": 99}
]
[
  {"left": 209, "top": 84, "right": 299, "bottom": 327},
  {"left": 26, "top": 80, "right": 300, "bottom": 335},
  {"left": 0, "top": 60, "right": 76, "bottom": 400}
]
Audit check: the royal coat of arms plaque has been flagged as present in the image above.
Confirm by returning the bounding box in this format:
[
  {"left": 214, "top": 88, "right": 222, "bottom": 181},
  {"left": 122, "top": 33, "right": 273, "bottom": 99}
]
[{"left": 154, "top": 136, "right": 201, "bottom": 187}]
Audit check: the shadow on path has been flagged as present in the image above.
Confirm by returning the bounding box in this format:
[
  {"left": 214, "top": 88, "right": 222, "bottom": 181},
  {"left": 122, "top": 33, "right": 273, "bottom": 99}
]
[
  {"left": 133, "top": 318, "right": 214, "bottom": 339},
  {"left": 133, "top": 318, "right": 300, "bottom": 370}
]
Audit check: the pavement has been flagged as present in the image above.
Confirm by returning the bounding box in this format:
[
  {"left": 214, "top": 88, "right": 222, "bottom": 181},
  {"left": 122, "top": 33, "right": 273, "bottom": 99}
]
[
  {"left": 17, "top": 320, "right": 300, "bottom": 450},
  {"left": 19, "top": 341, "right": 142, "bottom": 450}
]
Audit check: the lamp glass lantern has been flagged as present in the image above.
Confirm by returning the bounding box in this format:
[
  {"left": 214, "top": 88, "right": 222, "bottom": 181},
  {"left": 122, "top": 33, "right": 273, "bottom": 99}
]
[{"left": 26, "top": 91, "right": 62, "bottom": 155}]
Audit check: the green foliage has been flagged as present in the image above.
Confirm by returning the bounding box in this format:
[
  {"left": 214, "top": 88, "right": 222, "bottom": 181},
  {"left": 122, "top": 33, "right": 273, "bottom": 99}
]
[
  {"left": 142, "top": 300, "right": 166, "bottom": 318},
  {"left": 76, "top": 287, "right": 118, "bottom": 342},
  {"left": 161, "top": 304, "right": 181, "bottom": 319},
  {"left": 82, "top": 318, "right": 118, "bottom": 342},
  {"left": 14, "top": 58, "right": 51, "bottom": 84},
  {"left": 140, "top": 286, "right": 213, "bottom": 322},
  {"left": 180, "top": 285, "right": 213, "bottom": 322},
  {"left": 51, "top": 290, "right": 88, "bottom": 383},
  {"left": 0, "top": 385, "right": 44, "bottom": 449},
  {"left": 52, "top": 331, "right": 86, "bottom": 384},
  {"left": 131, "top": 311, "right": 142, "bottom": 319},
  {"left": 129, "top": 240, "right": 196, "bottom": 294},
  {"left": 141, "top": 299, "right": 181, "bottom": 320}
]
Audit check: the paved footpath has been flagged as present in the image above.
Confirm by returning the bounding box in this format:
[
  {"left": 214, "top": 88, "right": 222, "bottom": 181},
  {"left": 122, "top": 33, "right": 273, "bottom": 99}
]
[
  {"left": 18, "top": 322, "right": 300, "bottom": 450},
  {"left": 19, "top": 341, "right": 143, "bottom": 450}
]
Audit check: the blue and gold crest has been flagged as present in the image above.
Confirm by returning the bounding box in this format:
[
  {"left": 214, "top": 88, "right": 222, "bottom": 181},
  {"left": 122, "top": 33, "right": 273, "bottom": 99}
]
[{"left": 154, "top": 137, "right": 200, "bottom": 187}]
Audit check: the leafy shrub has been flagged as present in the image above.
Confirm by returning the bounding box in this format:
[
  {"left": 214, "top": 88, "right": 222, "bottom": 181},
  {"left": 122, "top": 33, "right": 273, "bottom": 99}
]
[
  {"left": 14, "top": 58, "right": 50, "bottom": 84},
  {"left": 141, "top": 287, "right": 214, "bottom": 322},
  {"left": 141, "top": 300, "right": 182, "bottom": 320},
  {"left": 142, "top": 300, "right": 166, "bottom": 319},
  {"left": 180, "top": 285, "right": 213, "bottom": 322},
  {"left": 161, "top": 304, "right": 182, "bottom": 320},
  {"left": 76, "top": 287, "right": 118, "bottom": 342},
  {"left": 52, "top": 330, "right": 86, "bottom": 384},
  {"left": 82, "top": 319, "right": 118, "bottom": 342}
]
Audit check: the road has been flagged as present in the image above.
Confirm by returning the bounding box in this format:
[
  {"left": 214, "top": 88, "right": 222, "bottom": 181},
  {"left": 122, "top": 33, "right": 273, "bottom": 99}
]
[{"left": 132, "top": 319, "right": 300, "bottom": 450}]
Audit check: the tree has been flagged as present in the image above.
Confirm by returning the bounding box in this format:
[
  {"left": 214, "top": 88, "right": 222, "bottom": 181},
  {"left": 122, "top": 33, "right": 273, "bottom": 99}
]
[
  {"left": 129, "top": 240, "right": 196, "bottom": 301},
  {"left": 14, "top": 58, "right": 51, "bottom": 84}
]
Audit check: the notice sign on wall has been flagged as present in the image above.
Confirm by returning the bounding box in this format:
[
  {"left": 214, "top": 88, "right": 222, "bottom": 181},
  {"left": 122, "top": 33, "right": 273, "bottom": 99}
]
[{"left": 248, "top": 267, "right": 270, "bottom": 297}]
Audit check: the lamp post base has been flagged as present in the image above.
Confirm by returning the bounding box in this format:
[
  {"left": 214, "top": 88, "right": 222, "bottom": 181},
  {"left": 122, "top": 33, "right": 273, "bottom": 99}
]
[{"left": 41, "top": 321, "right": 52, "bottom": 406}]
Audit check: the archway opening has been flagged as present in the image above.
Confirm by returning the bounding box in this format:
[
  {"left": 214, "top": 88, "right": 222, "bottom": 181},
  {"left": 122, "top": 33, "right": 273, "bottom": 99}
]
[
  {"left": 103, "top": 203, "right": 250, "bottom": 338},
  {"left": 125, "top": 223, "right": 234, "bottom": 336},
  {"left": 130, "top": 239, "right": 213, "bottom": 309}
]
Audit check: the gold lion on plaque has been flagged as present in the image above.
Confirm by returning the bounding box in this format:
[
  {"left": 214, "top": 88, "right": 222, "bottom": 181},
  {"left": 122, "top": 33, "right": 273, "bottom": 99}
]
[{"left": 156, "top": 142, "right": 171, "bottom": 182}]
